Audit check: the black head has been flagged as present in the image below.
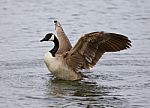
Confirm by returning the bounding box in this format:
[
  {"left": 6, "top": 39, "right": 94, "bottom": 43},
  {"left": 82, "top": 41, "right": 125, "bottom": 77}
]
[
  {"left": 40, "top": 33, "right": 54, "bottom": 42},
  {"left": 40, "top": 33, "right": 59, "bottom": 57}
]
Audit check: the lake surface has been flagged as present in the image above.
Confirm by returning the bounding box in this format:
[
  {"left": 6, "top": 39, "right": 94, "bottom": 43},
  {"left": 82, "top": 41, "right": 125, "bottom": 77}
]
[{"left": 0, "top": 0, "right": 150, "bottom": 108}]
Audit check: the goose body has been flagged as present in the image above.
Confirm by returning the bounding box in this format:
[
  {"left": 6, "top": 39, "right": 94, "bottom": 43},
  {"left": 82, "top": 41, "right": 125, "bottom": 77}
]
[
  {"left": 44, "top": 52, "right": 82, "bottom": 80},
  {"left": 41, "top": 22, "right": 131, "bottom": 81},
  {"left": 41, "top": 33, "right": 82, "bottom": 80}
]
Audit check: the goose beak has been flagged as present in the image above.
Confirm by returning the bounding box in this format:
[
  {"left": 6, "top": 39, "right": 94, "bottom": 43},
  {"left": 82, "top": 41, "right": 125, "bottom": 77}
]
[
  {"left": 40, "top": 38, "right": 45, "bottom": 42},
  {"left": 40, "top": 39, "right": 43, "bottom": 42}
]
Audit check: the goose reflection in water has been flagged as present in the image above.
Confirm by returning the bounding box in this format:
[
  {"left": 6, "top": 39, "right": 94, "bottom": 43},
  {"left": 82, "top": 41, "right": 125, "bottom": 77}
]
[{"left": 45, "top": 78, "right": 124, "bottom": 108}]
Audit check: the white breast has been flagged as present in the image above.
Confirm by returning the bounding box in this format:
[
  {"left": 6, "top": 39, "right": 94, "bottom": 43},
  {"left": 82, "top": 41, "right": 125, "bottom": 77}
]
[
  {"left": 44, "top": 52, "right": 61, "bottom": 74},
  {"left": 43, "top": 52, "right": 82, "bottom": 80}
]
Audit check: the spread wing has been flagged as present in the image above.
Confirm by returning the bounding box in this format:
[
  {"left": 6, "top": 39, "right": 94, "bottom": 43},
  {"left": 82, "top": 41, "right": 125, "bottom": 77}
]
[
  {"left": 64, "top": 31, "right": 131, "bottom": 71},
  {"left": 54, "top": 20, "right": 72, "bottom": 54}
]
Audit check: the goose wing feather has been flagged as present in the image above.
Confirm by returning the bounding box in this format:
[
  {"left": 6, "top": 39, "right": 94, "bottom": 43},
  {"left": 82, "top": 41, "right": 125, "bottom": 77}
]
[
  {"left": 54, "top": 21, "right": 72, "bottom": 54},
  {"left": 64, "top": 31, "right": 131, "bottom": 71}
]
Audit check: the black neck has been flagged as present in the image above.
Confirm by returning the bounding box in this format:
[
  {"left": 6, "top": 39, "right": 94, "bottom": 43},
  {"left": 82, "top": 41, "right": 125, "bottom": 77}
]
[{"left": 49, "top": 36, "right": 59, "bottom": 57}]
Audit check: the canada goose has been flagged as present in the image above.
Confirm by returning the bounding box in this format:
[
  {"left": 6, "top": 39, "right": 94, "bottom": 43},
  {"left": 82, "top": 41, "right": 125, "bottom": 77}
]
[
  {"left": 40, "top": 31, "right": 131, "bottom": 81},
  {"left": 54, "top": 20, "right": 72, "bottom": 54}
]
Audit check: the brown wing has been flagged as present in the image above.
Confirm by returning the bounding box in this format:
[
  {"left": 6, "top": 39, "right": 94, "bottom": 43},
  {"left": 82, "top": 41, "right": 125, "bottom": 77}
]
[
  {"left": 64, "top": 31, "right": 131, "bottom": 71},
  {"left": 54, "top": 20, "right": 72, "bottom": 54}
]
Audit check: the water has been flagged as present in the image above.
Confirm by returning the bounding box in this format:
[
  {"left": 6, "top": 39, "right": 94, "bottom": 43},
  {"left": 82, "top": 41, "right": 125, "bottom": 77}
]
[{"left": 0, "top": 0, "right": 150, "bottom": 108}]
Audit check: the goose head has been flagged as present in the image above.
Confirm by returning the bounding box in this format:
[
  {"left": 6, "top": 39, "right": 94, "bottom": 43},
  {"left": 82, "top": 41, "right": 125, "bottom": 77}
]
[
  {"left": 40, "top": 33, "right": 59, "bottom": 57},
  {"left": 40, "top": 33, "right": 55, "bottom": 42}
]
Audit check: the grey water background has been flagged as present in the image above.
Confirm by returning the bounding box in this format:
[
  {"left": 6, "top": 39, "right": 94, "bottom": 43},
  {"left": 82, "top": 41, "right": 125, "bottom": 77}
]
[{"left": 0, "top": 0, "right": 150, "bottom": 108}]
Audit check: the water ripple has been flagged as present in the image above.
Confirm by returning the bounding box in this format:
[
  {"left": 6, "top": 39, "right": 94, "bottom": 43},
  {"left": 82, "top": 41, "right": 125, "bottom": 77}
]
[{"left": 0, "top": 0, "right": 150, "bottom": 108}]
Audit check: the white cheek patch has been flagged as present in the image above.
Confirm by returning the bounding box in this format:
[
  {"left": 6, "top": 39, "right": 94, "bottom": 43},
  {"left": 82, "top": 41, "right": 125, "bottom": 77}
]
[{"left": 49, "top": 34, "right": 55, "bottom": 41}]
